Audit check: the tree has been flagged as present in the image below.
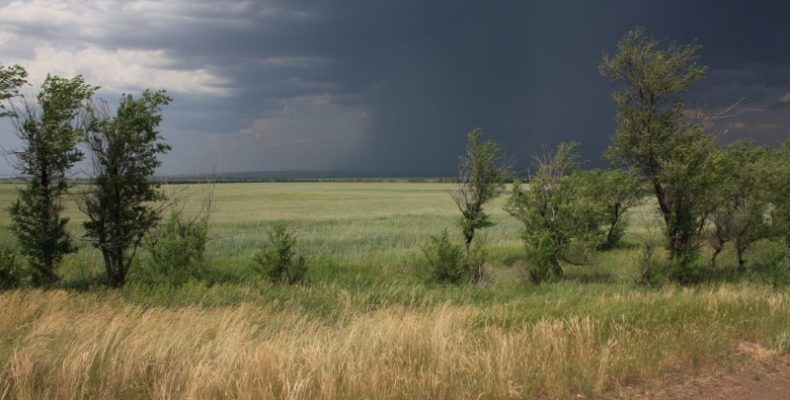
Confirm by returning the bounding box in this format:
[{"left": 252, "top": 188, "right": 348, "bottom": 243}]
[
  {"left": 600, "top": 27, "right": 716, "bottom": 275},
  {"left": 453, "top": 128, "right": 508, "bottom": 250},
  {"left": 567, "top": 169, "right": 644, "bottom": 250},
  {"left": 0, "top": 64, "right": 27, "bottom": 117},
  {"left": 6, "top": 74, "right": 96, "bottom": 286},
  {"left": 706, "top": 142, "right": 773, "bottom": 272},
  {"left": 79, "top": 90, "right": 171, "bottom": 287}
]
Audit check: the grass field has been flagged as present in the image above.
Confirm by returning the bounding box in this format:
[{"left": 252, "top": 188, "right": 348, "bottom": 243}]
[{"left": 1, "top": 182, "right": 789, "bottom": 399}]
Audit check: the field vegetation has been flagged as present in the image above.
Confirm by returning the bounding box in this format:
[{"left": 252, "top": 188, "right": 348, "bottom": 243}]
[{"left": 0, "top": 182, "right": 789, "bottom": 399}]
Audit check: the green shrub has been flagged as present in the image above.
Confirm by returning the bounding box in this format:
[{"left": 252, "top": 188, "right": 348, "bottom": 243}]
[
  {"left": 253, "top": 223, "right": 307, "bottom": 284},
  {"left": 506, "top": 143, "right": 629, "bottom": 283},
  {"left": 668, "top": 253, "right": 705, "bottom": 285},
  {"left": 145, "top": 212, "right": 209, "bottom": 280},
  {"left": 744, "top": 241, "right": 790, "bottom": 287},
  {"left": 0, "top": 243, "right": 24, "bottom": 290},
  {"left": 423, "top": 229, "right": 486, "bottom": 284}
]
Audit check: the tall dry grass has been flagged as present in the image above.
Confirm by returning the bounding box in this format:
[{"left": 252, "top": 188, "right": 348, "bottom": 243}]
[{"left": 1, "top": 286, "right": 788, "bottom": 399}]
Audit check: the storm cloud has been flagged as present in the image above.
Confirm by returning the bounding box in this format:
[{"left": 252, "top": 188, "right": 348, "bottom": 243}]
[{"left": 1, "top": 0, "right": 789, "bottom": 175}]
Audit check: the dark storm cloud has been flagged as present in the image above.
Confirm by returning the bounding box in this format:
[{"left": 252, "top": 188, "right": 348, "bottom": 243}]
[{"left": 1, "top": 0, "right": 789, "bottom": 175}]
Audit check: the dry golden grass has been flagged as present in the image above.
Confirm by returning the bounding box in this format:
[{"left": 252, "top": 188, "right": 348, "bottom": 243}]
[{"left": 2, "top": 286, "right": 788, "bottom": 400}]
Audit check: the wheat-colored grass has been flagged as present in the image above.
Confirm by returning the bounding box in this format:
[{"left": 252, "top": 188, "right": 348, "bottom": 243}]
[{"left": 1, "top": 286, "right": 788, "bottom": 400}]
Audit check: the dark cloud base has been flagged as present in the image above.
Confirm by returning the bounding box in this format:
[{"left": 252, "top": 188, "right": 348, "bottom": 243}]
[{"left": 2, "top": 0, "right": 790, "bottom": 175}]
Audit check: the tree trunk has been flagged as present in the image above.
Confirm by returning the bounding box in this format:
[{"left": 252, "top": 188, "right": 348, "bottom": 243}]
[
  {"left": 785, "top": 235, "right": 790, "bottom": 270},
  {"left": 550, "top": 256, "right": 564, "bottom": 280},
  {"left": 102, "top": 250, "right": 114, "bottom": 287},
  {"left": 710, "top": 241, "right": 723, "bottom": 271},
  {"left": 103, "top": 246, "right": 127, "bottom": 288},
  {"left": 653, "top": 179, "right": 672, "bottom": 228},
  {"left": 463, "top": 228, "right": 473, "bottom": 251},
  {"left": 601, "top": 203, "right": 622, "bottom": 250},
  {"left": 736, "top": 243, "right": 747, "bottom": 274}
]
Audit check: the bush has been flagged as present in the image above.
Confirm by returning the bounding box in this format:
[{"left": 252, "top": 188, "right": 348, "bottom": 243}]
[
  {"left": 668, "top": 253, "right": 705, "bottom": 285},
  {"left": 423, "top": 229, "right": 486, "bottom": 284},
  {"left": 744, "top": 241, "right": 790, "bottom": 287},
  {"left": 145, "top": 212, "right": 209, "bottom": 280},
  {"left": 0, "top": 243, "right": 24, "bottom": 290},
  {"left": 506, "top": 143, "right": 617, "bottom": 283},
  {"left": 253, "top": 223, "right": 307, "bottom": 284}
]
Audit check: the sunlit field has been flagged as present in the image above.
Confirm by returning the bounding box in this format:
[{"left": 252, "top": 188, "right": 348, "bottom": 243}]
[{"left": 1, "top": 182, "right": 788, "bottom": 399}]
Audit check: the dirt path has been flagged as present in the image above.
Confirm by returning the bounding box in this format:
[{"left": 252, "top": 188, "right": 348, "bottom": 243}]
[{"left": 620, "top": 343, "right": 790, "bottom": 400}]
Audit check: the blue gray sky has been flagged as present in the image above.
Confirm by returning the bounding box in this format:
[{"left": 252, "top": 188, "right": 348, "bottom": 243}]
[{"left": 1, "top": 0, "right": 789, "bottom": 175}]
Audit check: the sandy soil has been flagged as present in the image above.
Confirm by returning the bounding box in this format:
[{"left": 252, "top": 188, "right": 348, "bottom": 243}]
[{"left": 617, "top": 343, "right": 790, "bottom": 400}]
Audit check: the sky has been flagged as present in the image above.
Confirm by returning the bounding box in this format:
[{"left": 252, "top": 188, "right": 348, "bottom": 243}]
[{"left": 1, "top": 0, "right": 789, "bottom": 176}]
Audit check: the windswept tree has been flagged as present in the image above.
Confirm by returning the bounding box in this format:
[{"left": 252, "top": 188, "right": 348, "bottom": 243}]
[
  {"left": 6, "top": 74, "right": 96, "bottom": 286},
  {"left": 80, "top": 90, "right": 172, "bottom": 287},
  {"left": 0, "top": 64, "right": 27, "bottom": 117},
  {"left": 600, "top": 27, "right": 716, "bottom": 275},
  {"left": 453, "top": 128, "right": 508, "bottom": 250}
]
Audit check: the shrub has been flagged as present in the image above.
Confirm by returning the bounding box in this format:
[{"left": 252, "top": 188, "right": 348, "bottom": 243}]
[
  {"left": 668, "top": 253, "right": 705, "bottom": 285},
  {"left": 145, "top": 212, "right": 209, "bottom": 280},
  {"left": 0, "top": 243, "right": 24, "bottom": 290},
  {"left": 253, "top": 223, "right": 307, "bottom": 284},
  {"left": 744, "top": 241, "right": 790, "bottom": 288},
  {"left": 506, "top": 143, "right": 598, "bottom": 282},
  {"left": 423, "top": 229, "right": 486, "bottom": 284}
]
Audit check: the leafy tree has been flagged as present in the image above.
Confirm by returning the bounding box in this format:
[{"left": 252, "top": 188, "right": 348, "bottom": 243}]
[
  {"left": 706, "top": 141, "right": 773, "bottom": 272},
  {"left": 0, "top": 64, "right": 27, "bottom": 117},
  {"left": 253, "top": 223, "right": 307, "bottom": 284},
  {"left": 80, "top": 90, "right": 171, "bottom": 287},
  {"left": 566, "top": 169, "right": 644, "bottom": 250},
  {"left": 453, "top": 128, "right": 508, "bottom": 249},
  {"left": 7, "top": 74, "right": 96, "bottom": 286},
  {"left": 600, "top": 27, "right": 716, "bottom": 276}
]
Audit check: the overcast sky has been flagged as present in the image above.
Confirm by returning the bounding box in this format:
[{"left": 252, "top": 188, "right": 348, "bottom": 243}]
[{"left": 1, "top": 0, "right": 789, "bottom": 176}]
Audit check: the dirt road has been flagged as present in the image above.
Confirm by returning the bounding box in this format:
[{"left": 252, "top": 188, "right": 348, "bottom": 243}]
[{"left": 621, "top": 343, "right": 790, "bottom": 400}]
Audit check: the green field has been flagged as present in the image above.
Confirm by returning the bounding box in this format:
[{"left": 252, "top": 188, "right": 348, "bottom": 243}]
[
  {"left": 0, "top": 182, "right": 661, "bottom": 293},
  {"left": 1, "top": 182, "right": 788, "bottom": 399}
]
